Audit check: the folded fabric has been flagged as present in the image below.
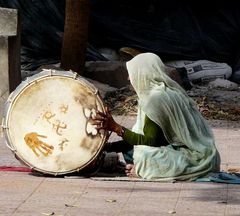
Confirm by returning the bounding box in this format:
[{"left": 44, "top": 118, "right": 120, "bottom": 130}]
[
  {"left": 197, "top": 172, "right": 240, "bottom": 184},
  {"left": 0, "top": 166, "right": 32, "bottom": 172}
]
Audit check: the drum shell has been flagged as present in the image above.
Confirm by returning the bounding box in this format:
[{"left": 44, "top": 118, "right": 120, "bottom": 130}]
[{"left": 2, "top": 69, "right": 108, "bottom": 176}]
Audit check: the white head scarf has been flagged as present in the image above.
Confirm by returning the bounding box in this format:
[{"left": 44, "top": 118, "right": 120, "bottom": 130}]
[{"left": 126, "top": 52, "right": 187, "bottom": 96}]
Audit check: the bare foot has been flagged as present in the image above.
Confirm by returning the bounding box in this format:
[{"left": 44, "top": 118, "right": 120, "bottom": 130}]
[{"left": 125, "top": 164, "right": 138, "bottom": 178}]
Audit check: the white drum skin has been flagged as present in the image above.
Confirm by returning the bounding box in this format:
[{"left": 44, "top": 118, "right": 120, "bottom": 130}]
[{"left": 2, "top": 70, "right": 107, "bottom": 175}]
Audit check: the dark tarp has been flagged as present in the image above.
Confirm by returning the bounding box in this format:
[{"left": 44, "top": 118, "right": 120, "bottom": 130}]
[
  {"left": 0, "top": 0, "right": 65, "bottom": 70},
  {"left": 89, "top": 1, "right": 240, "bottom": 66},
  {"left": 1, "top": 0, "right": 240, "bottom": 76}
]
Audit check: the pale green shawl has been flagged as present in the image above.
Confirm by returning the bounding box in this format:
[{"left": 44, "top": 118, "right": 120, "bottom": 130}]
[{"left": 126, "top": 53, "right": 220, "bottom": 181}]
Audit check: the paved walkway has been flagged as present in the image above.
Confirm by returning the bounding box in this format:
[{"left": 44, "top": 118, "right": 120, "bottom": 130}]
[{"left": 0, "top": 116, "right": 240, "bottom": 216}]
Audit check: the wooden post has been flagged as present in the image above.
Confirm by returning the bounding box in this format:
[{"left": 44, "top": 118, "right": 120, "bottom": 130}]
[{"left": 61, "top": 0, "right": 90, "bottom": 74}]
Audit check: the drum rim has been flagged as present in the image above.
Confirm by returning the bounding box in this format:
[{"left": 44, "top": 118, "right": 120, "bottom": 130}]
[{"left": 2, "top": 69, "right": 108, "bottom": 175}]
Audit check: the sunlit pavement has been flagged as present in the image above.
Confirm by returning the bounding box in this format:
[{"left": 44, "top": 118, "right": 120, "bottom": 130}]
[{"left": 0, "top": 116, "right": 240, "bottom": 216}]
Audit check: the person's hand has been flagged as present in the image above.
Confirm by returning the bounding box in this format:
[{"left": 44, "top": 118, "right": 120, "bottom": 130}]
[
  {"left": 92, "top": 107, "right": 124, "bottom": 136},
  {"left": 92, "top": 107, "right": 117, "bottom": 131}
]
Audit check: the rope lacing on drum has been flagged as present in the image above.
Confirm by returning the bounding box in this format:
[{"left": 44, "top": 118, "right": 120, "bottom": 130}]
[
  {"left": 5, "top": 142, "right": 16, "bottom": 152},
  {"left": 1, "top": 118, "right": 7, "bottom": 131},
  {"left": 50, "top": 69, "right": 53, "bottom": 76},
  {"left": 94, "top": 89, "right": 99, "bottom": 95},
  {"left": 73, "top": 72, "right": 78, "bottom": 79},
  {"left": 0, "top": 119, "right": 4, "bottom": 138},
  {"left": 26, "top": 77, "right": 30, "bottom": 85},
  {"left": 1, "top": 119, "right": 17, "bottom": 151}
]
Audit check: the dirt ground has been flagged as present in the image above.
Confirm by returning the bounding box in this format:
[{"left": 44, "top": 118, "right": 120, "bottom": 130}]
[{"left": 104, "top": 83, "right": 240, "bottom": 125}]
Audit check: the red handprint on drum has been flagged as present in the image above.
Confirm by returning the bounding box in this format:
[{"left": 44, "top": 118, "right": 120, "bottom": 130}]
[{"left": 24, "top": 132, "right": 54, "bottom": 157}]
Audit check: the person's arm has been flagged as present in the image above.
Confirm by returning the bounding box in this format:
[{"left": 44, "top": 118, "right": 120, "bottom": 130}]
[
  {"left": 123, "top": 116, "right": 168, "bottom": 147},
  {"left": 92, "top": 108, "right": 168, "bottom": 147}
]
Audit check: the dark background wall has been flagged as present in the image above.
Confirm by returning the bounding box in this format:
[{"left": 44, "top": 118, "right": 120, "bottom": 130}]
[{"left": 1, "top": 0, "right": 240, "bottom": 73}]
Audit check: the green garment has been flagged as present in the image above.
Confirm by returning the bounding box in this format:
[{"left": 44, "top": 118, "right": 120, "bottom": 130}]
[
  {"left": 126, "top": 53, "right": 220, "bottom": 181},
  {"left": 123, "top": 115, "right": 168, "bottom": 147}
]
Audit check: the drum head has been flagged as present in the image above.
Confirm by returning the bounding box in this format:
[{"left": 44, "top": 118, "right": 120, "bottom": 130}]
[{"left": 3, "top": 70, "right": 107, "bottom": 175}]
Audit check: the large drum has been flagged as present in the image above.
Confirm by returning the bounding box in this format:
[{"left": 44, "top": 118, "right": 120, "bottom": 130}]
[{"left": 1, "top": 69, "right": 108, "bottom": 175}]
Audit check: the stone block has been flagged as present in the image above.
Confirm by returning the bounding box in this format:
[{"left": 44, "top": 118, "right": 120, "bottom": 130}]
[
  {"left": 84, "top": 61, "right": 129, "bottom": 88},
  {"left": 0, "top": 7, "right": 21, "bottom": 118},
  {"left": 0, "top": 7, "right": 18, "bottom": 36}
]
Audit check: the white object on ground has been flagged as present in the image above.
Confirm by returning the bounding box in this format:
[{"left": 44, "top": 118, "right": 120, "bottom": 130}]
[
  {"left": 165, "top": 60, "right": 232, "bottom": 82},
  {"left": 209, "top": 78, "right": 239, "bottom": 90}
]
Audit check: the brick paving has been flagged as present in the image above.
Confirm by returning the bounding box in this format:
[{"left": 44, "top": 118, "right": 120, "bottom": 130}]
[{"left": 0, "top": 116, "right": 240, "bottom": 216}]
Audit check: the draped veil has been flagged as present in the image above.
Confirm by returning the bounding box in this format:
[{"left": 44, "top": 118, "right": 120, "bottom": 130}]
[{"left": 126, "top": 53, "right": 220, "bottom": 180}]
